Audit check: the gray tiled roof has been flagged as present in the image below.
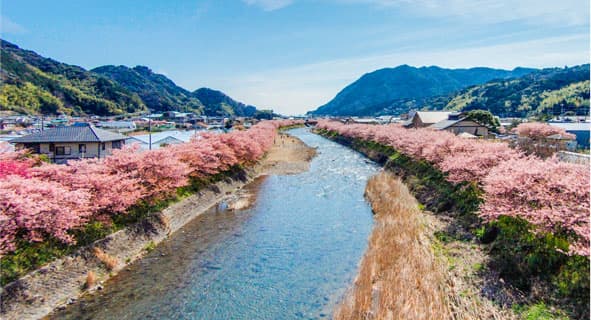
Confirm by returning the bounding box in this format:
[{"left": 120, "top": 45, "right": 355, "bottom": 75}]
[
  {"left": 429, "top": 119, "right": 463, "bottom": 130},
  {"left": 416, "top": 111, "right": 451, "bottom": 124},
  {"left": 10, "top": 125, "right": 128, "bottom": 143}
]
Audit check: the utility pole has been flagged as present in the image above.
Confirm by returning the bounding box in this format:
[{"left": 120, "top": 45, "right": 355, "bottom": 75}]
[{"left": 148, "top": 116, "right": 152, "bottom": 150}]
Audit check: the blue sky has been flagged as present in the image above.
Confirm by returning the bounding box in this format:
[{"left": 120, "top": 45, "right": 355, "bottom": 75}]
[{"left": 1, "top": 0, "right": 589, "bottom": 115}]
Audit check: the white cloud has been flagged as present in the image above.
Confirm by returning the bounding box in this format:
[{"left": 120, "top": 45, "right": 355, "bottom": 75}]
[
  {"left": 244, "top": 0, "right": 589, "bottom": 26},
  {"left": 1, "top": 15, "right": 27, "bottom": 34},
  {"left": 213, "top": 33, "right": 589, "bottom": 115},
  {"left": 242, "top": 0, "right": 294, "bottom": 11},
  {"left": 338, "top": 0, "right": 589, "bottom": 26},
  {"left": 241, "top": 0, "right": 589, "bottom": 28}
]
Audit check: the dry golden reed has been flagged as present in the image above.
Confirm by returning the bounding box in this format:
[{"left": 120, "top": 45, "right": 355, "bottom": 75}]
[
  {"left": 335, "top": 171, "right": 517, "bottom": 320},
  {"left": 334, "top": 171, "right": 452, "bottom": 320},
  {"left": 93, "top": 247, "right": 119, "bottom": 271},
  {"left": 84, "top": 270, "right": 97, "bottom": 289}
]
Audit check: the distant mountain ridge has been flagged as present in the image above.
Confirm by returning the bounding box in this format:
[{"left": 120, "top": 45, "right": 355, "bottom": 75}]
[
  {"left": 435, "top": 64, "right": 590, "bottom": 117},
  {"left": 0, "top": 39, "right": 260, "bottom": 117},
  {"left": 308, "top": 65, "right": 537, "bottom": 116}
]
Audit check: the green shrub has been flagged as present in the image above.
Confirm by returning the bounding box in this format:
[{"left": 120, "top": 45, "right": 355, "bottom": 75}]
[
  {"left": 514, "top": 302, "right": 569, "bottom": 320},
  {"left": 144, "top": 241, "right": 156, "bottom": 253}
]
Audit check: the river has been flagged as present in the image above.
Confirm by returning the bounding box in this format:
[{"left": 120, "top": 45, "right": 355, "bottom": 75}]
[{"left": 49, "top": 128, "right": 379, "bottom": 320}]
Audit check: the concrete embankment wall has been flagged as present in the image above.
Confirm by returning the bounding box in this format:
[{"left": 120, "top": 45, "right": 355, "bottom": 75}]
[{"left": 0, "top": 168, "right": 258, "bottom": 320}]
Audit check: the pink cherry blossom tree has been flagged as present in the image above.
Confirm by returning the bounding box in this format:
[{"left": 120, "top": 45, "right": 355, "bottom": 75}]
[
  {"left": 0, "top": 120, "right": 301, "bottom": 254},
  {"left": 0, "top": 176, "right": 92, "bottom": 254}
]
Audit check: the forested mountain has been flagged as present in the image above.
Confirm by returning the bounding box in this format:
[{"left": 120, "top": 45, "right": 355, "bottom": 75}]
[
  {"left": 308, "top": 65, "right": 536, "bottom": 116},
  {"left": 193, "top": 88, "right": 257, "bottom": 117},
  {"left": 0, "top": 40, "right": 259, "bottom": 117},
  {"left": 434, "top": 65, "right": 590, "bottom": 118},
  {"left": 93, "top": 66, "right": 261, "bottom": 117},
  {"left": 0, "top": 39, "right": 146, "bottom": 116},
  {"left": 91, "top": 65, "right": 205, "bottom": 113}
]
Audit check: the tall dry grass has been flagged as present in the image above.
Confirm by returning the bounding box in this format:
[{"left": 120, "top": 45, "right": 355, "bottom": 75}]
[
  {"left": 93, "top": 247, "right": 119, "bottom": 271},
  {"left": 84, "top": 270, "right": 97, "bottom": 289},
  {"left": 335, "top": 171, "right": 452, "bottom": 320},
  {"left": 334, "top": 172, "right": 453, "bottom": 319},
  {"left": 335, "top": 171, "right": 516, "bottom": 320}
]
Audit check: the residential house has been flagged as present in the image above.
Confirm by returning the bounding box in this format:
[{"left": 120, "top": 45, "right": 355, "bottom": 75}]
[
  {"left": 0, "top": 118, "right": 17, "bottom": 130},
  {"left": 163, "top": 111, "right": 196, "bottom": 124},
  {"left": 350, "top": 118, "right": 380, "bottom": 125},
  {"left": 548, "top": 122, "right": 590, "bottom": 149},
  {"left": 125, "top": 130, "right": 197, "bottom": 150},
  {"left": 514, "top": 126, "right": 579, "bottom": 158},
  {"left": 429, "top": 113, "right": 490, "bottom": 137},
  {"left": 147, "top": 113, "right": 164, "bottom": 120},
  {"left": 49, "top": 118, "right": 69, "bottom": 127},
  {"left": 402, "top": 111, "right": 451, "bottom": 128},
  {"left": 10, "top": 124, "right": 127, "bottom": 163},
  {"left": 98, "top": 120, "right": 137, "bottom": 131},
  {"left": 206, "top": 116, "right": 226, "bottom": 126}
]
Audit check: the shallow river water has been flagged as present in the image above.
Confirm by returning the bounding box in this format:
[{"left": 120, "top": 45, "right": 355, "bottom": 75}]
[{"left": 50, "top": 128, "right": 379, "bottom": 320}]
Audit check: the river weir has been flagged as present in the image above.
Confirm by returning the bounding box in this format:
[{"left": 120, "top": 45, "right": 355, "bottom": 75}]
[{"left": 48, "top": 128, "right": 379, "bottom": 319}]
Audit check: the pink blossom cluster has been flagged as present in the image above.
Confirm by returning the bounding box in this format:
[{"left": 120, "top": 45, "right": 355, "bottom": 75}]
[
  {"left": 317, "top": 120, "right": 590, "bottom": 256},
  {"left": 481, "top": 157, "right": 590, "bottom": 256},
  {"left": 318, "top": 120, "right": 522, "bottom": 183},
  {"left": 0, "top": 151, "right": 34, "bottom": 179},
  {"left": 514, "top": 122, "right": 576, "bottom": 140},
  {"left": 0, "top": 120, "right": 301, "bottom": 254}
]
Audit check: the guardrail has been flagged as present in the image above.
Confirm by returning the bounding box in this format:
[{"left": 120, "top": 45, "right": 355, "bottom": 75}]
[{"left": 557, "top": 151, "right": 590, "bottom": 166}]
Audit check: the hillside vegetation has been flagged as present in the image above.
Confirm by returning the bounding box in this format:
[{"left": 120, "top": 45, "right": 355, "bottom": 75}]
[
  {"left": 440, "top": 65, "right": 590, "bottom": 117},
  {"left": 0, "top": 40, "right": 146, "bottom": 116},
  {"left": 91, "top": 65, "right": 205, "bottom": 113},
  {"left": 193, "top": 87, "right": 257, "bottom": 117},
  {"left": 0, "top": 40, "right": 259, "bottom": 117},
  {"left": 308, "top": 65, "right": 535, "bottom": 116}
]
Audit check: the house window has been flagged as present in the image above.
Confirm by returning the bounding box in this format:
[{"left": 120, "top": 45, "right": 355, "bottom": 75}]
[
  {"left": 112, "top": 140, "right": 122, "bottom": 149},
  {"left": 49, "top": 143, "right": 55, "bottom": 152},
  {"left": 27, "top": 143, "right": 41, "bottom": 153},
  {"left": 79, "top": 144, "right": 86, "bottom": 153},
  {"left": 101, "top": 143, "right": 106, "bottom": 150},
  {"left": 55, "top": 146, "right": 71, "bottom": 156}
]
